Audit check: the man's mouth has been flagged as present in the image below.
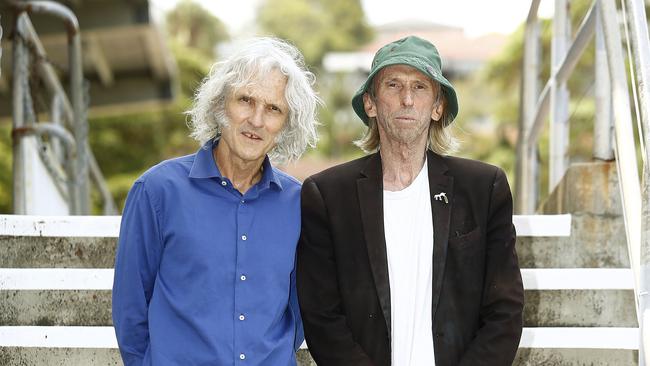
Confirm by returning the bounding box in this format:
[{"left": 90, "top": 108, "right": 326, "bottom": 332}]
[{"left": 242, "top": 131, "right": 262, "bottom": 140}]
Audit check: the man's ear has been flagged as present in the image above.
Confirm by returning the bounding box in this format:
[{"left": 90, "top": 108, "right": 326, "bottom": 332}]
[
  {"left": 431, "top": 102, "right": 443, "bottom": 121},
  {"left": 363, "top": 93, "right": 377, "bottom": 118}
]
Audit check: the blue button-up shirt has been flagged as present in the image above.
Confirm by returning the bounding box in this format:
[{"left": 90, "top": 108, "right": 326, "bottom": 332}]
[{"left": 112, "top": 141, "right": 304, "bottom": 365}]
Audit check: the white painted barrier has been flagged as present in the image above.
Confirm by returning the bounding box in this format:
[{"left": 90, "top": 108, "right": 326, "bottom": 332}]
[
  {"left": 5, "top": 214, "right": 636, "bottom": 353},
  {"left": 0, "top": 214, "right": 572, "bottom": 238},
  {"left": 0, "top": 326, "right": 638, "bottom": 350},
  {"left": 0, "top": 268, "right": 633, "bottom": 291}
]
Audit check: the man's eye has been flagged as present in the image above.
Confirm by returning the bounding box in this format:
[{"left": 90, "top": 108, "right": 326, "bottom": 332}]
[
  {"left": 240, "top": 96, "right": 251, "bottom": 103},
  {"left": 269, "top": 105, "right": 282, "bottom": 113},
  {"left": 387, "top": 82, "right": 398, "bottom": 88},
  {"left": 415, "top": 84, "right": 427, "bottom": 90}
]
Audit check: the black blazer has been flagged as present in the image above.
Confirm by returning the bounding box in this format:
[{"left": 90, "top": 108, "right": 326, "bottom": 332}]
[{"left": 297, "top": 150, "right": 524, "bottom": 366}]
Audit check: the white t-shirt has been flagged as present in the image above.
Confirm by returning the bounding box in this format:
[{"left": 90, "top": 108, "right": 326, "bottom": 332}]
[{"left": 383, "top": 161, "right": 435, "bottom": 366}]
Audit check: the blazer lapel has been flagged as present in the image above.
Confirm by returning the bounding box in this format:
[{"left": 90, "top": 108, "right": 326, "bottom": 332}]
[
  {"left": 357, "top": 152, "right": 392, "bottom": 335},
  {"left": 427, "top": 151, "right": 454, "bottom": 321}
]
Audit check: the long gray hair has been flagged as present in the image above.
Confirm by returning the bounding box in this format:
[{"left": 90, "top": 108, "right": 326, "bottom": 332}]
[
  {"left": 354, "top": 79, "right": 457, "bottom": 155},
  {"left": 187, "top": 37, "right": 321, "bottom": 163}
]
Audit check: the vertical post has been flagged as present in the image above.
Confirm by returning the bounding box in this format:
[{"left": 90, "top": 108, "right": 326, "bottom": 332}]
[
  {"left": 70, "top": 32, "right": 89, "bottom": 214},
  {"left": 51, "top": 95, "right": 65, "bottom": 163},
  {"left": 593, "top": 6, "right": 614, "bottom": 161},
  {"left": 516, "top": 1, "right": 541, "bottom": 214},
  {"left": 549, "top": 0, "right": 572, "bottom": 191},
  {"left": 12, "top": 14, "right": 28, "bottom": 214},
  {"left": 622, "top": 0, "right": 650, "bottom": 363}
]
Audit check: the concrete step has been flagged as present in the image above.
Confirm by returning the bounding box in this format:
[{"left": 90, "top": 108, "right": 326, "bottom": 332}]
[
  {"left": 0, "top": 213, "right": 638, "bottom": 366},
  {"left": 0, "top": 270, "right": 636, "bottom": 327},
  {"left": 0, "top": 290, "right": 111, "bottom": 326},
  {"left": 0, "top": 348, "right": 122, "bottom": 366},
  {"left": 524, "top": 289, "right": 636, "bottom": 327},
  {"left": 0, "top": 236, "right": 116, "bottom": 268},
  {"left": 513, "top": 348, "right": 638, "bottom": 366},
  {"left": 0, "top": 267, "right": 635, "bottom": 328},
  {"left": 517, "top": 214, "right": 629, "bottom": 268},
  {"left": 0, "top": 326, "right": 638, "bottom": 365}
]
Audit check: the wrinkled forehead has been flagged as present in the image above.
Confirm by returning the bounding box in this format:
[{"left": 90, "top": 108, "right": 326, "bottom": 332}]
[
  {"left": 229, "top": 68, "right": 289, "bottom": 105},
  {"left": 372, "top": 64, "right": 439, "bottom": 90}
]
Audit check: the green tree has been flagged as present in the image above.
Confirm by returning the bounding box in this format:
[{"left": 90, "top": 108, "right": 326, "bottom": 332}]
[
  {"left": 256, "top": 0, "right": 373, "bottom": 159},
  {"left": 257, "top": 0, "right": 373, "bottom": 68},
  {"left": 166, "top": 0, "right": 229, "bottom": 56}
]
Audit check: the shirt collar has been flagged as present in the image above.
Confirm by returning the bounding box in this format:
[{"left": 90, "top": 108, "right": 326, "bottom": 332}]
[{"left": 188, "top": 139, "right": 283, "bottom": 190}]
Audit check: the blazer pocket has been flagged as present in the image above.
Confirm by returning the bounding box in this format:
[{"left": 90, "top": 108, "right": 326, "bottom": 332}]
[{"left": 447, "top": 226, "right": 481, "bottom": 251}]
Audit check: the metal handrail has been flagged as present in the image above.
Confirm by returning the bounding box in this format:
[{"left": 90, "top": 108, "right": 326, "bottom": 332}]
[
  {"left": 11, "top": 1, "right": 117, "bottom": 215},
  {"left": 516, "top": 0, "right": 650, "bottom": 363},
  {"left": 622, "top": 0, "right": 650, "bottom": 362},
  {"left": 525, "top": 4, "right": 597, "bottom": 149}
]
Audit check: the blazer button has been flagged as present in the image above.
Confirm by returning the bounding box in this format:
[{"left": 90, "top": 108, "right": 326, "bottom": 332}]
[{"left": 368, "top": 313, "right": 376, "bottom": 319}]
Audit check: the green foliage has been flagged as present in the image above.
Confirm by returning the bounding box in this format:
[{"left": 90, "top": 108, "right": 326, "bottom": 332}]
[
  {"left": 0, "top": 124, "right": 12, "bottom": 213},
  {"left": 257, "top": 0, "right": 373, "bottom": 158},
  {"left": 257, "top": 0, "right": 373, "bottom": 68},
  {"left": 170, "top": 42, "right": 212, "bottom": 97},
  {"left": 88, "top": 40, "right": 214, "bottom": 211},
  {"left": 165, "top": 0, "right": 229, "bottom": 57},
  {"left": 314, "top": 73, "right": 367, "bottom": 158}
]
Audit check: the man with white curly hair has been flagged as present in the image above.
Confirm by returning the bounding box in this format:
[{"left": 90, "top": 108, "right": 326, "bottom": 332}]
[{"left": 112, "top": 37, "right": 320, "bottom": 366}]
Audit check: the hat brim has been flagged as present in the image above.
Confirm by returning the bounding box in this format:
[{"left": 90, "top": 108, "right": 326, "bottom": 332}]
[{"left": 351, "top": 58, "right": 459, "bottom": 127}]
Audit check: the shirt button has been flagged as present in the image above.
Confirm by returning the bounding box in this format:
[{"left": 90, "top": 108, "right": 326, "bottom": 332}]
[
  {"left": 241, "top": 235, "right": 247, "bottom": 241},
  {"left": 239, "top": 353, "right": 246, "bottom": 360},
  {"left": 239, "top": 314, "right": 245, "bottom": 321},
  {"left": 240, "top": 275, "right": 247, "bottom": 281},
  {"left": 221, "top": 181, "right": 227, "bottom": 186},
  {"left": 240, "top": 199, "right": 245, "bottom": 204}
]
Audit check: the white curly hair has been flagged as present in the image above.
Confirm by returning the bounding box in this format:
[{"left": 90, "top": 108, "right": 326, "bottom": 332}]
[{"left": 186, "top": 37, "right": 321, "bottom": 163}]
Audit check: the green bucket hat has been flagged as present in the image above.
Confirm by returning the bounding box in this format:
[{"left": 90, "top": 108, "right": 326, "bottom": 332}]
[{"left": 351, "top": 36, "right": 459, "bottom": 126}]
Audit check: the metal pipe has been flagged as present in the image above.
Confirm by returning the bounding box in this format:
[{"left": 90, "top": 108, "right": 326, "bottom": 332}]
[
  {"left": 600, "top": 0, "right": 643, "bottom": 327},
  {"left": 9, "top": 1, "right": 79, "bottom": 35},
  {"left": 13, "top": 123, "right": 78, "bottom": 207},
  {"left": 527, "top": 83, "right": 551, "bottom": 147},
  {"left": 12, "top": 14, "right": 29, "bottom": 215},
  {"left": 556, "top": 3, "right": 598, "bottom": 83},
  {"left": 19, "top": 19, "right": 113, "bottom": 215},
  {"left": 622, "top": 0, "right": 650, "bottom": 362},
  {"left": 87, "top": 147, "right": 118, "bottom": 215},
  {"left": 12, "top": 124, "right": 77, "bottom": 153},
  {"left": 593, "top": 5, "right": 614, "bottom": 161},
  {"left": 51, "top": 94, "right": 65, "bottom": 162},
  {"left": 16, "top": 14, "right": 75, "bottom": 127},
  {"left": 526, "top": 1, "right": 598, "bottom": 146},
  {"left": 549, "top": 0, "right": 571, "bottom": 191},
  {"left": 516, "top": 4, "right": 541, "bottom": 214},
  {"left": 13, "top": 1, "right": 89, "bottom": 214},
  {"left": 526, "top": 0, "right": 542, "bottom": 23},
  {"left": 70, "top": 30, "right": 89, "bottom": 215}
]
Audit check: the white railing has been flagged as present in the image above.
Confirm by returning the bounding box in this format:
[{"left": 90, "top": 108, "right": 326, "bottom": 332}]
[
  {"left": 9, "top": 1, "right": 116, "bottom": 215},
  {"left": 8, "top": 214, "right": 623, "bottom": 354}
]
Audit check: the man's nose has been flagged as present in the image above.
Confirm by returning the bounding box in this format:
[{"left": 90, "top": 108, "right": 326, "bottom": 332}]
[
  {"left": 248, "top": 106, "right": 264, "bottom": 128},
  {"left": 400, "top": 88, "right": 414, "bottom": 106}
]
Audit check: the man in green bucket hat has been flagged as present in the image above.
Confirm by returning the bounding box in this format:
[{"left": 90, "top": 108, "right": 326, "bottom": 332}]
[{"left": 297, "top": 36, "right": 524, "bottom": 366}]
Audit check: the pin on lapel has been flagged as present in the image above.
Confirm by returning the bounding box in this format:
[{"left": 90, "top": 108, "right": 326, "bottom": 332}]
[{"left": 434, "top": 192, "right": 448, "bottom": 204}]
